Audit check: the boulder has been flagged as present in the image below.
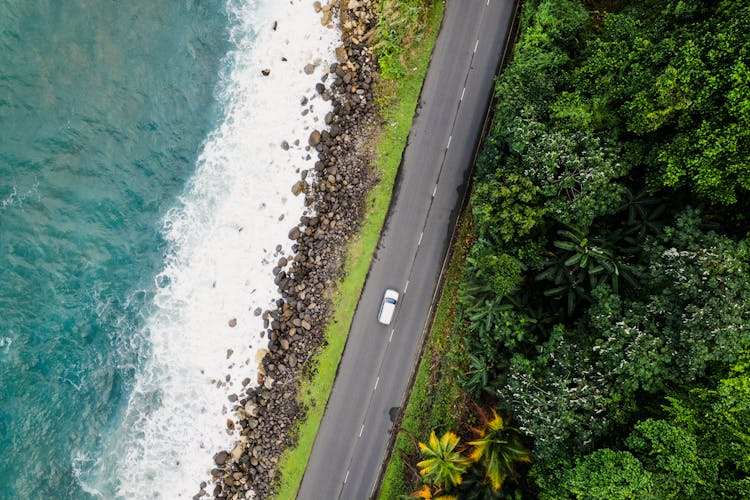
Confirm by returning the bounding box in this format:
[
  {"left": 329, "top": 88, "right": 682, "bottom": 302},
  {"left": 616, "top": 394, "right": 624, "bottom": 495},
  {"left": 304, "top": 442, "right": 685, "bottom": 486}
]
[
  {"left": 291, "top": 180, "right": 306, "bottom": 196},
  {"left": 335, "top": 46, "right": 348, "bottom": 63},
  {"left": 321, "top": 10, "right": 332, "bottom": 25},
  {"left": 245, "top": 401, "right": 258, "bottom": 417},
  {"left": 308, "top": 130, "right": 321, "bottom": 147},
  {"left": 231, "top": 444, "right": 244, "bottom": 461},
  {"left": 214, "top": 451, "right": 229, "bottom": 466}
]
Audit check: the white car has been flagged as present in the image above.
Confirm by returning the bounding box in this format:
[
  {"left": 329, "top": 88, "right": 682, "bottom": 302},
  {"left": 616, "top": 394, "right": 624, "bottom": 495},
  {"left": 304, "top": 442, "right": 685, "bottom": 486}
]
[{"left": 378, "top": 289, "right": 400, "bottom": 325}]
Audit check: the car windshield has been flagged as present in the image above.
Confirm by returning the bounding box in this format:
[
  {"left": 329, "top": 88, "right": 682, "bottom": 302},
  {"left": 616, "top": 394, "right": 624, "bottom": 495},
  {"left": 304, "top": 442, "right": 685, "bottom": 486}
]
[{"left": 385, "top": 298, "right": 397, "bottom": 304}]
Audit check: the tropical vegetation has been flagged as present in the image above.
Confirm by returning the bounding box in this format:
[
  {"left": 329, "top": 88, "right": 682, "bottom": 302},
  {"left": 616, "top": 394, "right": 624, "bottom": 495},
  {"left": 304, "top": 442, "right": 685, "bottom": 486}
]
[
  {"left": 409, "top": 409, "right": 532, "bottom": 498},
  {"left": 390, "top": 0, "right": 750, "bottom": 497}
]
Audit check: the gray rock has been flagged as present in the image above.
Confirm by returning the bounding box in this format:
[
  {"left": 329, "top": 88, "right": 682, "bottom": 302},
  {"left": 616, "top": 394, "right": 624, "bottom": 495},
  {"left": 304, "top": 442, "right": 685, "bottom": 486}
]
[
  {"left": 308, "top": 130, "right": 321, "bottom": 147},
  {"left": 214, "top": 451, "right": 229, "bottom": 466},
  {"left": 245, "top": 401, "right": 258, "bottom": 417},
  {"left": 335, "top": 45, "right": 348, "bottom": 63},
  {"left": 291, "top": 180, "right": 306, "bottom": 196}
]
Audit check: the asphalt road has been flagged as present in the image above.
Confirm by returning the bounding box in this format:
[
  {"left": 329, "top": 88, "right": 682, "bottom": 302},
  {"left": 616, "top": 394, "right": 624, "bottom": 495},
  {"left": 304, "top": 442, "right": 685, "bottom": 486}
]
[{"left": 297, "top": 1, "right": 516, "bottom": 498}]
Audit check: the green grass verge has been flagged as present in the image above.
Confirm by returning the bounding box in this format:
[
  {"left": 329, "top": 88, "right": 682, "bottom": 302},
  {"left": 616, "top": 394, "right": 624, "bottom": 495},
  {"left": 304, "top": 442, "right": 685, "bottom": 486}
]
[
  {"left": 272, "top": 2, "right": 445, "bottom": 498},
  {"left": 377, "top": 212, "right": 475, "bottom": 499}
]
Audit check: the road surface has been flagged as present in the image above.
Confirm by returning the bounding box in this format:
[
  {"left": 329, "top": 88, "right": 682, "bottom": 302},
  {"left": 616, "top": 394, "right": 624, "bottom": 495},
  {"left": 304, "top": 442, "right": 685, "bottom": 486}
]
[{"left": 298, "top": 1, "right": 516, "bottom": 498}]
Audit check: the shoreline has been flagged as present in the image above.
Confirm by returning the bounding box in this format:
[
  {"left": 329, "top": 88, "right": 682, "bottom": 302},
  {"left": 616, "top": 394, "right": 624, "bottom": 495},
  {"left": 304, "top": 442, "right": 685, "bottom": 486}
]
[
  {"left": 204, "top": 1, "right": 380, "bottom": 498},
  {"left": 79, "top": 0, "right": 343, "bottom": 496}
]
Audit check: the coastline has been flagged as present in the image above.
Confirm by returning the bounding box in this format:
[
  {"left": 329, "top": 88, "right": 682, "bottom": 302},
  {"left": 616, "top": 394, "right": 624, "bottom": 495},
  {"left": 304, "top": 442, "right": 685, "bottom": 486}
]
[
  {"left": 76, "top": 1, "right": 343, "bottom": 496},
  {"left": 205, "top": 1, "right": 380, "bottom": 498}
]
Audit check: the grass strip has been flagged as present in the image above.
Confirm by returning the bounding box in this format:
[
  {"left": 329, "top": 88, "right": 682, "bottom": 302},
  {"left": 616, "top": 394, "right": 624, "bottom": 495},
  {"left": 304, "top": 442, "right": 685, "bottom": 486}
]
[
  {"left": 272, "top": 2, "right": 445, "bottom": 498},
  {"left": 378, "top": 211, "right": 475, "bottom": 499}
]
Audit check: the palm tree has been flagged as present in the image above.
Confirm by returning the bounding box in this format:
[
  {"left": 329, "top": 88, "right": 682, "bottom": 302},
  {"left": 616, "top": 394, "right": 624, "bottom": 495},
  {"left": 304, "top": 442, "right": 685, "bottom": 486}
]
[
  {"left": 417, "top": 430, "right": 471, "bottom": 490},
  {"left": 536, "top": 222, "right": 638, "bottom": 315},
  {"left": 467, "top": 410, "right": 532, "bottom": 491}
]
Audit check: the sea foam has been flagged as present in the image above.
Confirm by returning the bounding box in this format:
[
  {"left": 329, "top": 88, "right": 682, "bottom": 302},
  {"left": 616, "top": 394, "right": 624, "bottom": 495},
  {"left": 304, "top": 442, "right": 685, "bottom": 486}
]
[{"left": 84, "top": 1, "right": 339, "bottom": 496}]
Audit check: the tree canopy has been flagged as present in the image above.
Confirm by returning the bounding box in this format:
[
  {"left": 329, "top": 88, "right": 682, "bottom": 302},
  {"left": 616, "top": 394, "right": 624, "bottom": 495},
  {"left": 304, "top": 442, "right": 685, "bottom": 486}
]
[{"left": 444, "top": 0, "right": 750, "bottom": 497}]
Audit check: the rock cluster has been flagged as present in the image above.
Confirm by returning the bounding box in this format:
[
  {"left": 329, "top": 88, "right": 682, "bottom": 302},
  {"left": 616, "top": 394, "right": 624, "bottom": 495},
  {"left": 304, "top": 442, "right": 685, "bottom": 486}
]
[{"left": 199, "top": 1, "right": 380, "bottom": 499}]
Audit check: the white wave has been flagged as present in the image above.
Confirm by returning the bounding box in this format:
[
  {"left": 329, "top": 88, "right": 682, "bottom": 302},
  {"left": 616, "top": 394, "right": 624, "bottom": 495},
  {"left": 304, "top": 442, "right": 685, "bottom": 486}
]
[
  {"left": 0, "top": 336, "right": 11, "bottom": 353},
  {"left": 83, "top": 0, "right": 339, "bottom": 497},
  {"left": 0, "top": 180, "right": 39, "bottom": 211},
  {"left": 72, "top": 452, "right": 104, "bottom": 497}
]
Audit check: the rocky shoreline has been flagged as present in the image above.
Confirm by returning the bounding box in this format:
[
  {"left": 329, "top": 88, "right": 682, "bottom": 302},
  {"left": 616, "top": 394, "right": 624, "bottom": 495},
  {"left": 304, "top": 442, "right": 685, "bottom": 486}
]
[{"left": 198, "top": 1, "right": 380, "bottom": 498}]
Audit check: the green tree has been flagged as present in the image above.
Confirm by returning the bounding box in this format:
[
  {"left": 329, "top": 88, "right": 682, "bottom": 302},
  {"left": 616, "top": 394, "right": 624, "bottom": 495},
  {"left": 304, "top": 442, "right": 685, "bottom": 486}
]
[
  {"left": 501, "top": 325, "right": 611, "bottom": 461},
  {"left": 626, "top": 419, "right": 716, "bottom": 499},
  {"left": 566, "top": 1, "right": 750, "bottom": 204},
  {"left": 491, "top": 0, "right": 589, "bottom": 130},
  {"left": 504, "top": 117, "right": 629, "bottom": 227},
  {"left": 659, "top": 350, "right": 750, "bottom": 497},
  {"left": 471, "top": 172, "right": 545, "bottom": 244},
  {"left": 535, "top": 223, "right": 638, "bottom": 315},
  {"left": 557, "top": 449, "right": 657, "bottom": 500}
]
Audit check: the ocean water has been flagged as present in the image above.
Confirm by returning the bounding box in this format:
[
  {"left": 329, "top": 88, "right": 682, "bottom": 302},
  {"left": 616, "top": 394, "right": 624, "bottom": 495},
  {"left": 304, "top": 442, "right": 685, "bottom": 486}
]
[{"left": 0, "top": 0, "right": 338, "bottom": 498}]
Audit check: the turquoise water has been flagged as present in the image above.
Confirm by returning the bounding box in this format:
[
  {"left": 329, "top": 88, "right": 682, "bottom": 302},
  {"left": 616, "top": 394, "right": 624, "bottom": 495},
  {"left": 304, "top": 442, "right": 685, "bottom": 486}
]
[{"left": 0, "top": 1, "right": 228, "bottom": 497}]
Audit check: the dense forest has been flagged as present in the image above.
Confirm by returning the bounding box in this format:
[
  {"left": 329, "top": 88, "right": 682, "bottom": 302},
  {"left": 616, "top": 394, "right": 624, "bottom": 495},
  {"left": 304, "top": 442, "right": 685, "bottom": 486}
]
[{"left": 409, "top": 0, "right": 750, "bottom": 498}]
